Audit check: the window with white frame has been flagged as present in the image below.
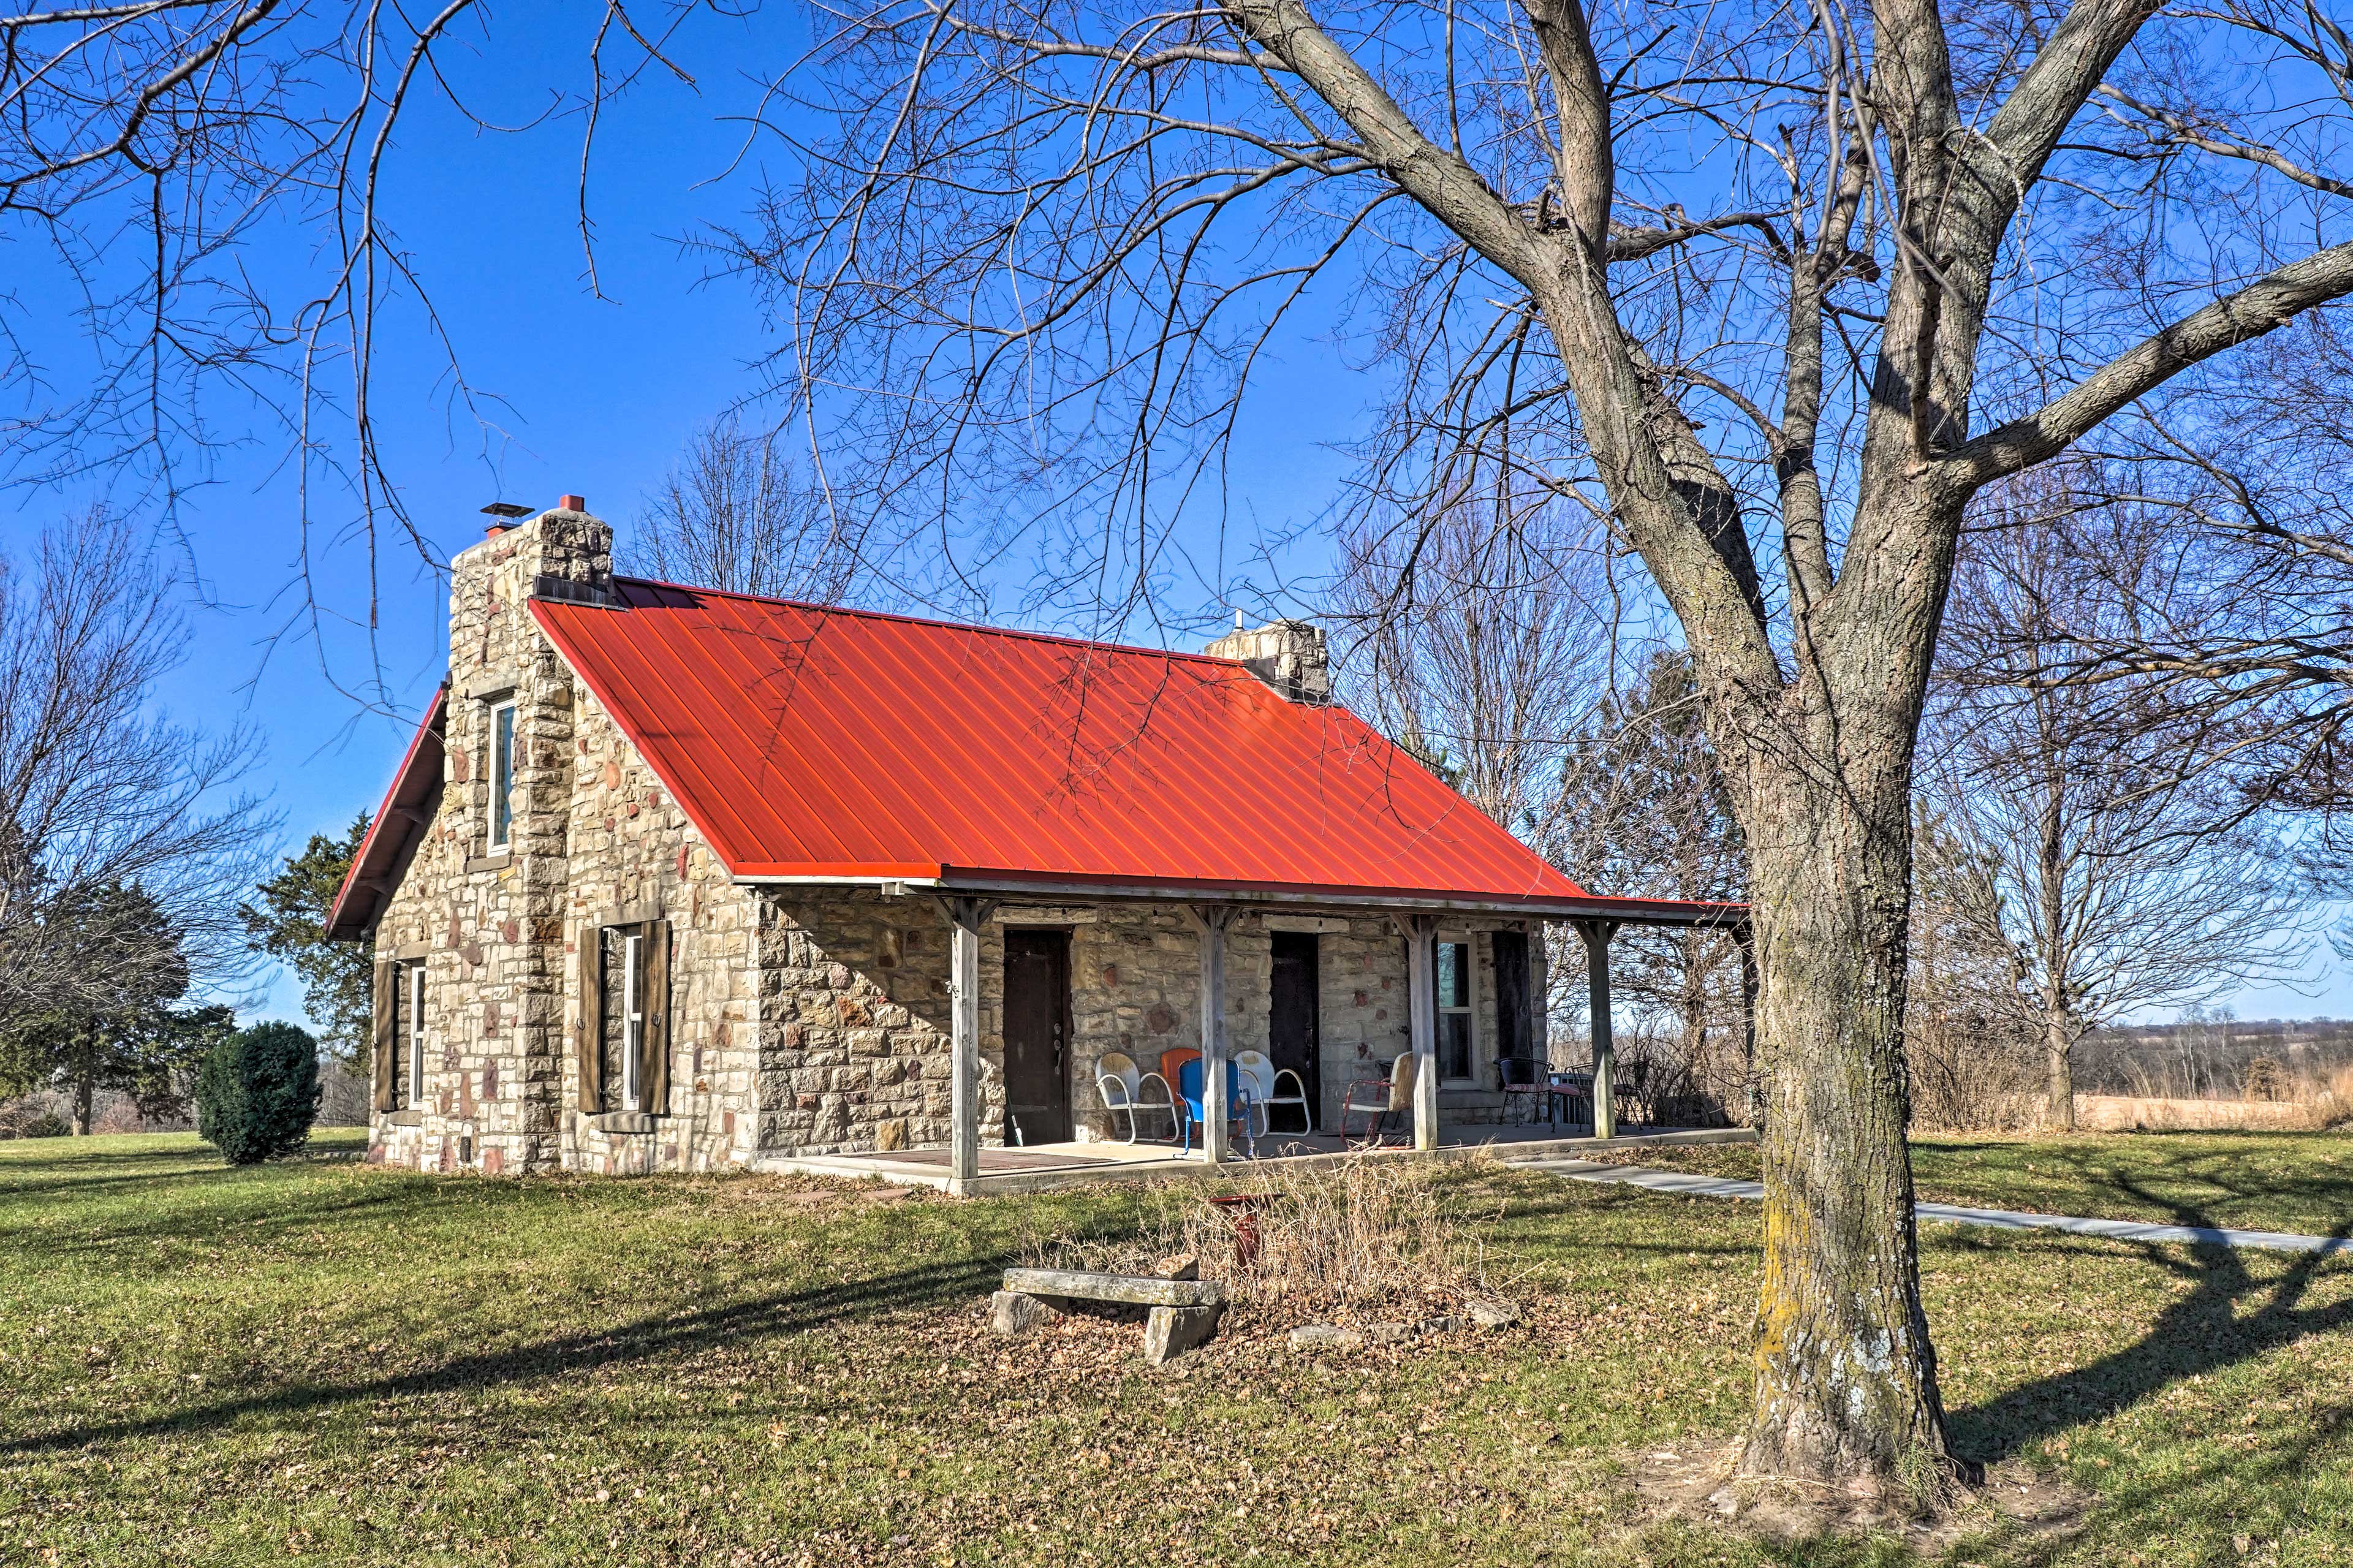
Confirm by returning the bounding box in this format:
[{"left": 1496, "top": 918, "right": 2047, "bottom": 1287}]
[
  {"left": 406, "top": 961, "right": 428, "bottom": 1109},
  {"left": 488, "top": 698, "right": 518, "bottom": 852},
  {"left": 1436, "top": 940, "right": 1475, "bottom": 1080},
  {"left": 383, "top": 958, "right": 426, "bottom": 1110},
  {"left": 597, "top": 924, "right": 657, "bottom": 1112}
]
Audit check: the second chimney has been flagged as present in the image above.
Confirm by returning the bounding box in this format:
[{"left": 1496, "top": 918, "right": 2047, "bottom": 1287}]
[{"left": 1206, "top": 616, "right": 1331, "bottom": 703}]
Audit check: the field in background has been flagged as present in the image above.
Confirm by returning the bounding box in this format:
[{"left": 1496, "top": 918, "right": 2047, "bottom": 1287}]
[
  {"left": 7, "top": 1131, "right": 2353, "bottom": 1562},
  {"left": 2075, "top": 1093, "right": 2337, "bottom": 1133}
]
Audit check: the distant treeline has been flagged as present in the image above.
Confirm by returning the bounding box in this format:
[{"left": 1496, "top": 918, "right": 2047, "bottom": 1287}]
[{"left": 2075, "top": 1015, "right": 2353, "bottom": 1100}]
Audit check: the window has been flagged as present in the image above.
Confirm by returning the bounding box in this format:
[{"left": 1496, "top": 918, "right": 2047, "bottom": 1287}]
[
  {"left": 585, "top": 920, "right": 669, "bottom": 1116},
  {"left": 406, "top": 962, "right": 428, "bottom": 1110},
  {"left": 1436, "top": 940, "right": 1474, "bottom": 1080},
  {"left": 620, "top": 928, "right": 643, "bottom": 1111},
  {"left": 381, "top": 958, "right": 426, "bottom": 1112},
  {"left": 488, "top": 699, "right": 517, "bottom": 852}
]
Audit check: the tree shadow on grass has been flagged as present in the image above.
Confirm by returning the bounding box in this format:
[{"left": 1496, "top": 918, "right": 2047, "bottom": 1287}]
[
  {"left": 1923, "top": 1132, "right": 2353, "bottom": 1235},
  {"left": 2, "top": 1253, "right": 1002, "bottom": 1458},
  {"left": 1948, "top": 1163, "right": 2353, "bottom": 1468}
]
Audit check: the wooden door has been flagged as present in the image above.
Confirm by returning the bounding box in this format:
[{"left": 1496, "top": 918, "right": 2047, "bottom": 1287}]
[
  {"left": 1001, "top": 930, "right": 1072, "bottom": 1146},
  {"left": 1268, "top": 931, "right": 1320, "bottom": 1131},
  {"left": 1493, "top": 929, "right": 1533, "bottom": 1070}
]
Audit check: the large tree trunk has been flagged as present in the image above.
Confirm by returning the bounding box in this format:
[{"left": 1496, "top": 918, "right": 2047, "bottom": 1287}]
[
  {"left": 1736, "top": 727, "right": 1960, "bottom": 1490},
  {"left": 72, "top": 1075, "right": 93, "bottom": 1137}
]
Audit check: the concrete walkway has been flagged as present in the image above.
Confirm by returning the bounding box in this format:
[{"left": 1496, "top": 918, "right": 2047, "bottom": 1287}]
[{"left": 1515, "top": 1156, "right": 2353, "bottom": 1257}]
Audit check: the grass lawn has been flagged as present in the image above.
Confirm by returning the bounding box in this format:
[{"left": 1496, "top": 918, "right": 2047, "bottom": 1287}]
[
  {"left": 4, "top": 1129, "right": 2353, "bottom": 1566},
  {"left": 1602, "top": 1130, "right": 2353, "bottom": 1238}
]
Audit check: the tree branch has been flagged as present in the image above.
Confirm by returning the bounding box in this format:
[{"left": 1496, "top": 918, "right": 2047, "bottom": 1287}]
[{"left": 1945, "top": 240, "right": 2353, "bottom": 487}]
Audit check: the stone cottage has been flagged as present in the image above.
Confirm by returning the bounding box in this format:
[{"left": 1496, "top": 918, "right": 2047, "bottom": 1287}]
[{"left": 326, "top": 498, "right": 1731, "bottom": 1187}]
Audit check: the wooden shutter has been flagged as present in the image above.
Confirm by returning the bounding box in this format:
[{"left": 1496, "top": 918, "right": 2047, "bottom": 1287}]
[
  {"left": 640, "top": 920, "right": 671, "bottom": 1115},
  {"left": 371, "top": 961, "right": 397, "bottom": 1113},
  {"left": 577, "top": 929, "right": 604, "bottom": 1113}
]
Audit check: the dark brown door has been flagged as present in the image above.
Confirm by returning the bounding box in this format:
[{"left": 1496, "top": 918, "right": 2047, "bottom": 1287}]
[
  {"left": 1493, "top": 929, "right": 1533, "bottom": 1068},
  {"left": 1268, "top": 932, "right": 1320, "bottom": 1131},
  {"left": 1002, "top": 930, "right": 1072, "bottom": 1146}
]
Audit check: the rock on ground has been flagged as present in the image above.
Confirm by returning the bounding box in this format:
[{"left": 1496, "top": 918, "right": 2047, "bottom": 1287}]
[
  {"left": 990, "top": 1290, "right": 1053, "bottom": 1338},
  {"left": 1287, "top": 1324, "right": 1366, "bottom": 1350},
  {"left": 1143, "top": 1303, "right": 1223, "bottom": 1364}
]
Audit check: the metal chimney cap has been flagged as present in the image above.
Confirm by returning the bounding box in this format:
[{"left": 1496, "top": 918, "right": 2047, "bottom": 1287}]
[{"left": 480, "top": 501, "right": 532, "bottom": 519}]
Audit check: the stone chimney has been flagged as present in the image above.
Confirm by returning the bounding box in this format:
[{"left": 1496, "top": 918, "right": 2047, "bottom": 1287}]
[
  {"left": 1206, "top": 613, "right": 1331, "bottom": 703},
  {"left": 436, "top": 494, "right": 615, "bottom": 1172}
]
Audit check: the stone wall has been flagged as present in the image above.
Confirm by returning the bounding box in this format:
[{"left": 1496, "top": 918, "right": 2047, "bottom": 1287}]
[
  {"left": 366, "top": 504, "right": 757, "bottom": 1176},
  {"left": 556, "top": 684, "right": 759, "bottom": 1174}
]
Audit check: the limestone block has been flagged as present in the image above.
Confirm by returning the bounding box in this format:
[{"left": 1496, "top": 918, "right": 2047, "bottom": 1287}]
[{"left": 1143, "top": 1303, "right": 1223, "bottom": 1365}]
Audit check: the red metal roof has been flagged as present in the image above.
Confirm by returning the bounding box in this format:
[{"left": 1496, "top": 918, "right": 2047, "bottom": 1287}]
[
  {"left": 518, "top": 581, "right": 1729, "bottom": 920},
  {"left": 325, "top": 684, "right": 447, "bottom": 938}
]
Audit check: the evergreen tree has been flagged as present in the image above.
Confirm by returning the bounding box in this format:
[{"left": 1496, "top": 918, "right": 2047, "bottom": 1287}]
[
  {"left": 239, "top": 815, "right": 373, "bottom": 1066},
  {"left": 1548, "top": 653, "right": 1749, "bottom": 1116},
  {"left": 0, "top": 882, "right": 237, "bottom": 1132},
  {"left": 195, "top": 1021, "right": 320, "bottom": 1164}
]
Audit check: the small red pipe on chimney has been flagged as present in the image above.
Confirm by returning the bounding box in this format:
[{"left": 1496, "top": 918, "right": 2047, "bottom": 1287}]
[{"left": 559, "top": 493, "right": 586, "bottom": 511}]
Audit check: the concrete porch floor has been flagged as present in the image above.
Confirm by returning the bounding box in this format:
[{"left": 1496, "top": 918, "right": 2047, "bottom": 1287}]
[{"left": 752, "top": 1122, "right": 1759, "bottom": 1196}]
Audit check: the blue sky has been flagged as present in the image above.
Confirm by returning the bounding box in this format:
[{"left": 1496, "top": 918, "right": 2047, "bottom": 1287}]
[
  {"left": 5, "top": 0, "right": 2344, "bottom": 1028},
  {"left": 0, "top": 2, "right": 1362, "bottom": 1024}
]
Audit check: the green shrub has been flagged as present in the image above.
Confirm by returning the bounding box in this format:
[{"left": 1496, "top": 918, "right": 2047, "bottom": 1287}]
[
  {"left": 195, "top": 1022, "right": 320, "bottom": 1164},
  {"left": 10, "top": 1111, "right": 68, "bottom": 1138}
]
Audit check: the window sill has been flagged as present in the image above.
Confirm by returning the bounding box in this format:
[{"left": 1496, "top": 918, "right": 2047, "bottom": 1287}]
[
  {"left": 386, "top": 1109, "right": 424, "bottom": 1127},
  {"left": 587, "top": 1111, "right": 661, "bottom": 1134},
  {"left": 466, "top": 852, "right": 513, "bottom": 874}
]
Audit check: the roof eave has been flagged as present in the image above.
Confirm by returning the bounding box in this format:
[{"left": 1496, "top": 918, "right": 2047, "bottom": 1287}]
[
  {"left": 324, "top": 684, "right": 450, "bottom": 941},
  {"left": 726, "top": 865, "right": 1746, "bottom": 927}
]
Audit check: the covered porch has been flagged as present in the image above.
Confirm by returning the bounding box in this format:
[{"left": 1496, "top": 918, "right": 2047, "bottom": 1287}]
[
  {"left": 790, "top": 876, "right": 1751, "bottom": 1197},
  {"left": 756, "top": 1119, "right": 1758, "bottom": 1196}
]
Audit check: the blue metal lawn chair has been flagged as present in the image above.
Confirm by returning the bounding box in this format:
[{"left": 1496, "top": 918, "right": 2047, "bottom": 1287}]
[{"left": 1176, "top": 1056, "right": 1257, "bottom": 1157}]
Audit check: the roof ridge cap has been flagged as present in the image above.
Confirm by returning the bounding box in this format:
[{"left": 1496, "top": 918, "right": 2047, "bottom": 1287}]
[{"left": 612, "top": 577, "right": 1256, "bottom": 667}]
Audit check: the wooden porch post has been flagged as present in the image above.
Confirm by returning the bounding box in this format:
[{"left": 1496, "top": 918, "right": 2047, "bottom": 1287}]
[
  {"left": 1734, "top": 920, "right": 1760, "bottom": 1128},
  {"left": 1188, "top": 904, "right": 1241, "bottom": 1163},
  {"left": 1401, "top": 914, "right": 1441, "bottom": 1152},
  {"left": 1578, "top": 919, "right": 1618, "bottom": 1140},
  {"left": 940, "top": 895, "right": 998, "bottom": 1196}
]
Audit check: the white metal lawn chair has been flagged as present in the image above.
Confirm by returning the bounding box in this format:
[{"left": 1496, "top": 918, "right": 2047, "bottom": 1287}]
[
  {"left": 1094, "top": 1051, "right": 1180, "bottom": 1144},
  {"left": 1235, "top": 1049, "right": 1313, "bottom": 1138},
  {"left": 1341, "top": 1051, "right": 1414, "bottom": 1145}
]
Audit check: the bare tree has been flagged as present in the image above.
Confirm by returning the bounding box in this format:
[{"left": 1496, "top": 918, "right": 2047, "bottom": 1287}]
[
  {"left": 1906, "top": 806, "right": 2040, "bottom": 1131},
  {"left": 745, "top": 0, "right": 2353, "bottom": 1488},
  {"left": 1925, "top": 493, "right": 2316, "bottom": 1129},
  {"left": 0, "top": 0, "right": 726, "bottom": 703},
  {"left": 1330, "top": 490, "right": 1611, "bottom": 831},
  {"left": 629, "top": 419, "right": 861, "bottom": 602},
  {"left": 1332, "top": 491, "right": 1640, "bottom": 1054},
  {"left": 0, "top": 513, "right": 274, "bottom": 1026},
  {"left": 1547, "top": 653, "right": 1749, "bottom": 1114}
]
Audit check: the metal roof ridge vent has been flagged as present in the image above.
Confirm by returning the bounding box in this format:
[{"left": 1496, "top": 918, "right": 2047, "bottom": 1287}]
[{"left": 1204, "top": 613, "right": 1331, "bottom": 703}]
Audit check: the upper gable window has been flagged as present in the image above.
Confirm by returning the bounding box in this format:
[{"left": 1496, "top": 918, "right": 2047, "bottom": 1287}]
[{"left": 488, "top": 699, "right": 518, "bottom": 852}]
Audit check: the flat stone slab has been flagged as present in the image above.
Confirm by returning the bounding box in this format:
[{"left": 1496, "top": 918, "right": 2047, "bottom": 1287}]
[
  {"left": 1002, "top": 1267, "right": 1226, "bottom": 1308},
  {"left": 1287, "top": 1324, "right": 1365, "bottom": 1350},
  {"left": 1518, "top": 1158, "right": 2353, "bottom": 1257}
]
